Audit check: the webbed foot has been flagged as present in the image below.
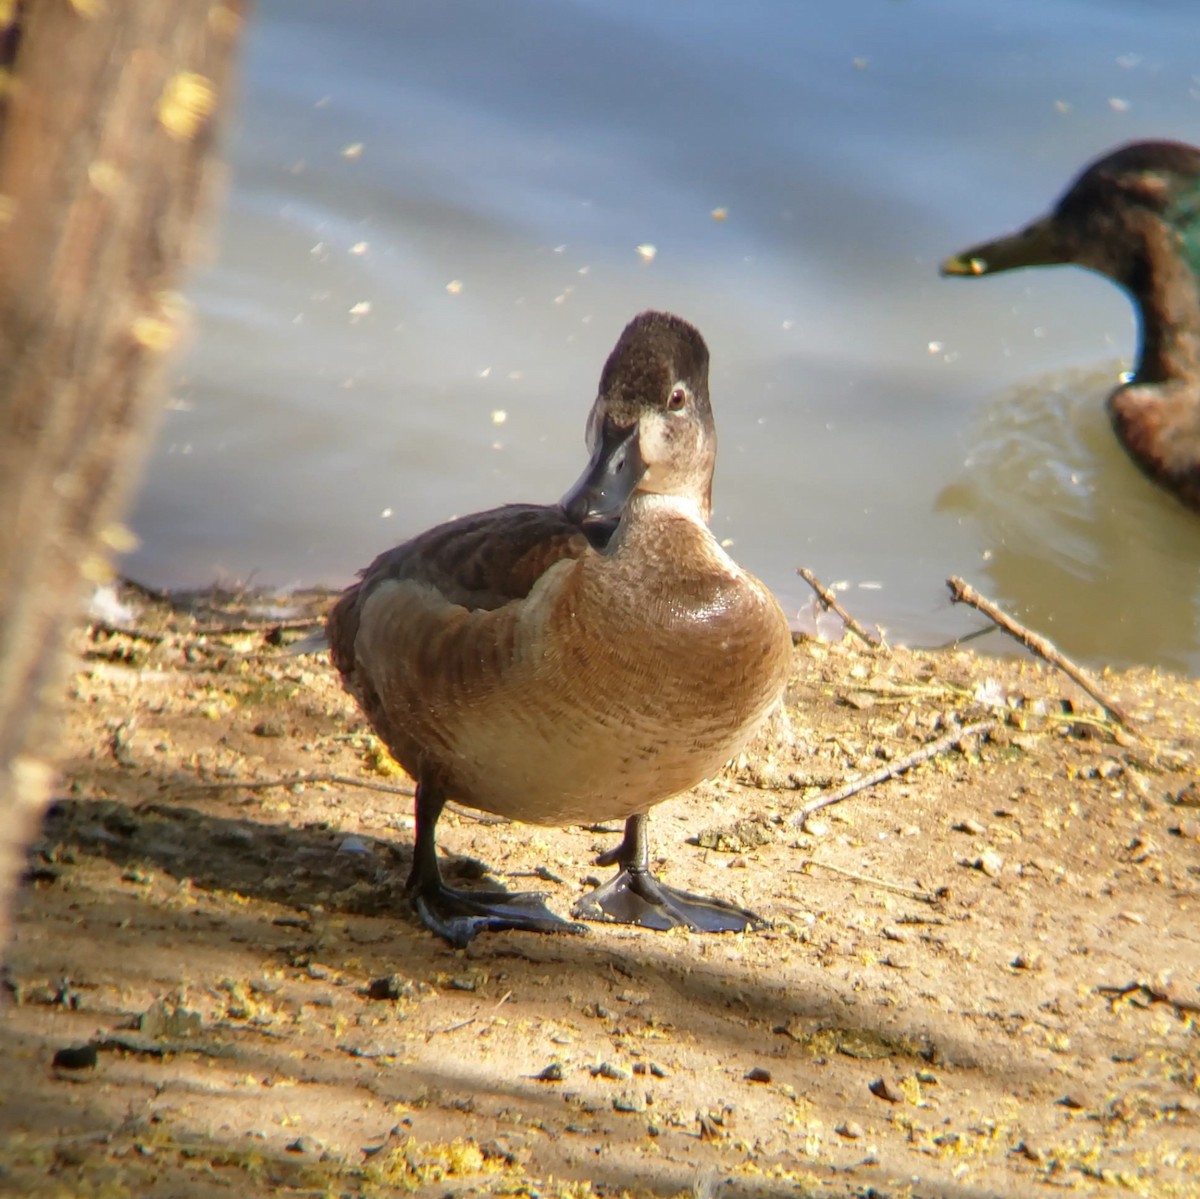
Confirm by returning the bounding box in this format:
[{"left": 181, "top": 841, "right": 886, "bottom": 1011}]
[
  {"left": 411, "top": 881, "right": 587, "bottom": 948},
  {"left": 572, "top": 867, "right": 760, "bottom": 933},
  {"left": 407, "top": 780, "right": 586, "bottom": 946},
  {"left": 572, "top": 812, "right": 763, "bottom": 933}
]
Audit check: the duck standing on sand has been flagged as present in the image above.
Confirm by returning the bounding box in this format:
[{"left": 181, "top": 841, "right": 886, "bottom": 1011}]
[
  {"left": 941, "top": 140, "right": 1200, "bottom": 511},
  {"left": 327, "top": 311, "right": 793, "bottom": 946}
]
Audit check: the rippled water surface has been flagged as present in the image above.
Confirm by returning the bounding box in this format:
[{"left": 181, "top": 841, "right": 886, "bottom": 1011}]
[{"left": 127, "top": 0, "right": 1200, "bottom": 671}]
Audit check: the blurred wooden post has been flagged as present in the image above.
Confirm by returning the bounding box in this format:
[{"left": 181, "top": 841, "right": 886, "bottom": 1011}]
[{"left": 0, "top": 2, "right": 246, "bottom": 955}]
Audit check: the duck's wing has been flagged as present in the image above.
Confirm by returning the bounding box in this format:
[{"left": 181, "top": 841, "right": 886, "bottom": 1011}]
[{"left": 326, "top": 503, "right": 590, "bottom": 678}]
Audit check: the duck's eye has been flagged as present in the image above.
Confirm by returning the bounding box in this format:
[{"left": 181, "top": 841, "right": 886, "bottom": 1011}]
[{"left": 667, "top": 386, "right": 688, "bottom": 412}]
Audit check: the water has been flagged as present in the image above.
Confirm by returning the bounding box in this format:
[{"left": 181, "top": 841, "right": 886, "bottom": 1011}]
[{"left": 126, "top": 0, "right": 1200, "bottom": 673}]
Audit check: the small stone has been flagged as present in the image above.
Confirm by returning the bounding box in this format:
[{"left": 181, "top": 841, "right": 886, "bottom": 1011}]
[
  {"left": 803, "top": 818, "right": 830, "bottom": 837},
  {"left": 744, "top": 1066, "right": 772, "bottom": 1083},
  {"left": 285, "top": 1135, "right": 320, "bottom": 1154},
  {"left": 868, "top": 1076, "right": 903, "bottom": 1104},
  {"left": 954, "top": 817, "right": 986, "bottom": 835},
  {"left": 366, "top": 974, "right": 416, "bottom": 1001},
  {"left": 1176, "top": 818, "right": 1200, "bottom": 841},
  {"left": 337, "top": 836, "right": 371, "bottom": 855},
  {"left": 252, "top": 720, "right": 286, "bottom": 738},
  {"left": 836, "top": 1120, "right": 864, "bottom": 1139},
  {"left": 1175, "top": 780, "right": 1200, "bottom": 807},
  {"left": 977, "top": 849, "right": 1003, "bottom": 878},
  {"left": 612, "top": 1090, "right": 647, "bottom": 1113},
  {"left": 1012, "top": 951, "right": 1043, "bottom": 972},
  {"left": 591, "top": 1061, "right": 630, "bottom": 1081},
  {"left": 53, "top": 1043, "right": 98, "bottom": 1072},
  {"left": 534, "top": 1062, "right": 564, "bottom": 1082}
]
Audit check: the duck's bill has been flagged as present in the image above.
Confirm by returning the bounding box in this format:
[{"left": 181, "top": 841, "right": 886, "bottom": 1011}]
[
  {"left": 560, "top": 421, "right": 646, "bottom": 526},
  {"left": 940, "top": 214, "right": 1065, "bottom": 277}
]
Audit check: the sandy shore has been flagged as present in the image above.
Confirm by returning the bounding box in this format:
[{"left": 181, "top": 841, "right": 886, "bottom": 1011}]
[{"left": 1, "top": 583, "right": 1198, "bottom": 1198}]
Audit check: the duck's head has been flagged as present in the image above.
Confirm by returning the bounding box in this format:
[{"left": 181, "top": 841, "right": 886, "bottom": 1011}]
[
  {"left": 562, "top": 311, "right": 716, "bottom": 534},
  {"left": 941, "top": 140, "right": 1200, "bottom": 291}
]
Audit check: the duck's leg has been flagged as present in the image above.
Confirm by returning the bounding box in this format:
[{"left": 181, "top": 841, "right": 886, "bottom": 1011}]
[
  {"left": 572, "top": 813, "right": 762, "bottom": 933},
  {"left": 406, "top": 781, "right": 586, "bottom": 947}
]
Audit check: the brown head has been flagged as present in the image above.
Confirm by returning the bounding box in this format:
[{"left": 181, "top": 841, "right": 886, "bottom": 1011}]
[
  {"left": 561, "top": 311, "right": 716, "bottom": 532},
  {"left": 941, "top": 140, "right": 1200, "bottom": 292}
]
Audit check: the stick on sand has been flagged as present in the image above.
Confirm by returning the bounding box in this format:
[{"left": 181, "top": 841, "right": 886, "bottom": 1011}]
[
  {"left": 795, "top": 719, "right": 997, "bottom": 824},
  {"left": 946, "top": 576, "right": 1135, "bottom": 730}
]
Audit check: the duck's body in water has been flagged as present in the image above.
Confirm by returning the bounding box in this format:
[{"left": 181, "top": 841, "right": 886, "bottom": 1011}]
[
  {"left": 327, "top": 311, "right": 793, "bottom": 946},
  {"left": 942, "top": 139, "right": 1200, "bottom": 511}
]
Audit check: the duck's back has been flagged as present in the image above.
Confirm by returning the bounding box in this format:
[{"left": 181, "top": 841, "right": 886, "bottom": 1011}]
[{"left": 327, "top": 503, "right": 589, "bottom": 773}]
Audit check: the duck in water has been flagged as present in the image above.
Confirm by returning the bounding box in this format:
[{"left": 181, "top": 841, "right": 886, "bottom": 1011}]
[{"left": 942, "top": 140, "right": 1200, "bottom": 511}]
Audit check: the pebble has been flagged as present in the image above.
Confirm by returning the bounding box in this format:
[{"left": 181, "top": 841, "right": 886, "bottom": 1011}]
[
  {"left": 534, "top": 1062, "right": 564, "bottom": 1082},
  {"left": 53, "top": 1043, "right": 98, "bottom": 1072},
  {"left": 955, "top": 817, "right": 986, "bottom": 836},
  {"left": 366, "top": 974, "right": 417, "bottom": 1001},
  {"left": 836, "top": 1120, "right": 864, "bottom": 1139},
  {"left": 1175, "top": 780, "right": 1200, "bottom": 807},
  {"left": 977, "top": 849, "right": 1004, "bottom": 878},
  {"left": 633, "top": 1061, "right": 668, "bottom": 1078},
  {"left": 868, "top": 1076, "right": 903, "bottom": 1104},
  {"left": 591, "top": 1061, "right": 630, "bottom": 1081},
  {"left": 285, "top": 1136, "right": 321, "bottom": 1154},
  {"left": 612, "top": 1090, "right": 647, "bottom": 1113}
]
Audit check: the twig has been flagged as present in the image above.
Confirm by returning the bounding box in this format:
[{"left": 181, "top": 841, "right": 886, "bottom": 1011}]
[
  {"left": 946, "top": 577, "right": 1136, "bottom": 730},
  {"left": 794, "top": 719, "right": 997, "bottom": 824},
  {"left": 924, "top": 623, "right": 997, "bottom": 651},
  {"left": 795, "top": 859, "right": 941, "bottom": 903},
  {"left": 796, "top": 568, "right": 883, "bottom": 648},
  {"left": 1096, "top": 980, "right": 1200, "bottom": 1016}
]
